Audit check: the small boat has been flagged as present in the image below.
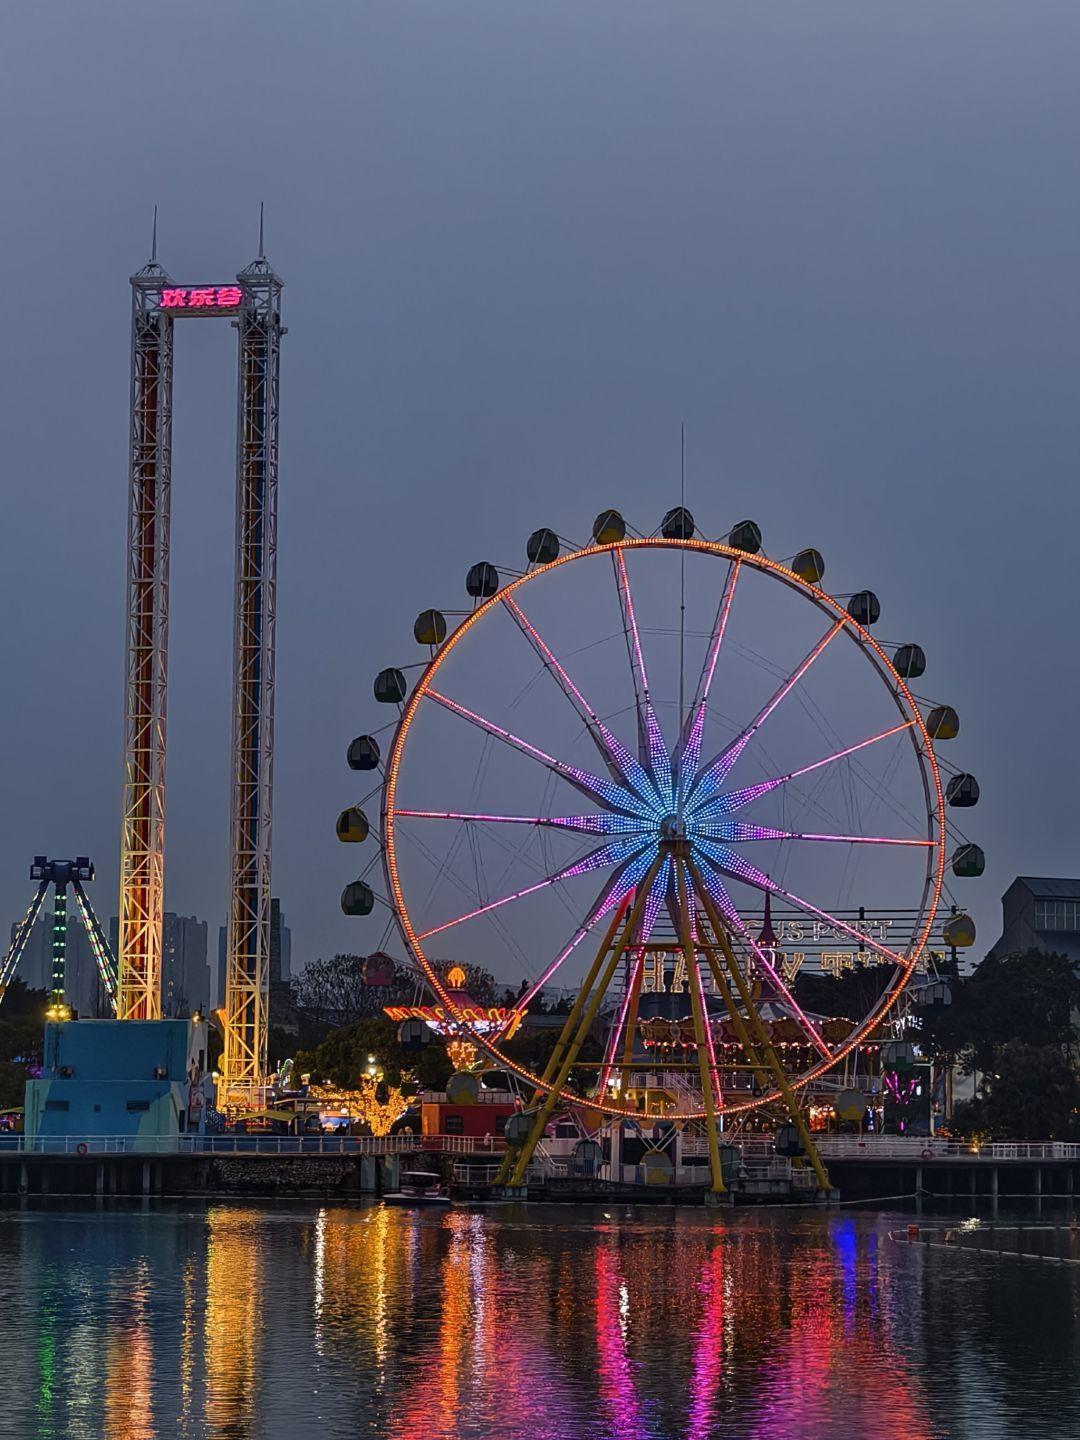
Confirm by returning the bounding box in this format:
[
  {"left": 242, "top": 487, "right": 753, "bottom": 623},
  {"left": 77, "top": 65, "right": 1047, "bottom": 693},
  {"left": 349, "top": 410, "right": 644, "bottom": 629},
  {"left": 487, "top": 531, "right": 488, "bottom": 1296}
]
[{"left": 383, "top": 1170, "right": 451, "bottom": 1206}]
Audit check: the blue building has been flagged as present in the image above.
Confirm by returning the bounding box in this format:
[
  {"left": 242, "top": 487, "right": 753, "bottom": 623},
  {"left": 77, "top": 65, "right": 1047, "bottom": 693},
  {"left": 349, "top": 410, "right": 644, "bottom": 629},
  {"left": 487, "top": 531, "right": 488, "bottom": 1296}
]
[{"left": 24, "top": 1019, "right": 211, "bottom": 1143}]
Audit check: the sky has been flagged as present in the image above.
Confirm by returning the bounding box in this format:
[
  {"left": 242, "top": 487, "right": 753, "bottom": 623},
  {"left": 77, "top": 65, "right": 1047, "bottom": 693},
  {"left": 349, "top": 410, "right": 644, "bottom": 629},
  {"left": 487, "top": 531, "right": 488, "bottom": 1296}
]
[{"left": 1, "top": 1, "right": 1078, "bottom": 981}]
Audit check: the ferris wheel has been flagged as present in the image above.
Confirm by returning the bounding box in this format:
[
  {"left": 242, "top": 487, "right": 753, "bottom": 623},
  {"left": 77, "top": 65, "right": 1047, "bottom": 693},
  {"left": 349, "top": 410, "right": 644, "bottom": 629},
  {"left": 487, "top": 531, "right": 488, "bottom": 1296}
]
[{"left": 338, "top": 508, "right": 980, "bottom": 1191}]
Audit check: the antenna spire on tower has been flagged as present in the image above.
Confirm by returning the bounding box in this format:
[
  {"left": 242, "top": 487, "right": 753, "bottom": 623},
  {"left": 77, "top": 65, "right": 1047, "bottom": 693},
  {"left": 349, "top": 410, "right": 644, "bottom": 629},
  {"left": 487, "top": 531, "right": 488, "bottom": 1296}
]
[
  {"left": 151, "top": 205, "right": 158, "bottom": 264},
  {"left": 258, "top": 201, "right": 265, "bottom": 260}
]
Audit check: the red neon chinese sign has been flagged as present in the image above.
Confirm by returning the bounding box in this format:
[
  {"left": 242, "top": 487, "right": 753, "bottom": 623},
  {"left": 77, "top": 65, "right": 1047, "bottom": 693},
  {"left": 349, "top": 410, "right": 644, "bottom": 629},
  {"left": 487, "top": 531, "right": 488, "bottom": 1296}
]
[{"left": 158, "top": 285, "right": 244, "bottom": 312}]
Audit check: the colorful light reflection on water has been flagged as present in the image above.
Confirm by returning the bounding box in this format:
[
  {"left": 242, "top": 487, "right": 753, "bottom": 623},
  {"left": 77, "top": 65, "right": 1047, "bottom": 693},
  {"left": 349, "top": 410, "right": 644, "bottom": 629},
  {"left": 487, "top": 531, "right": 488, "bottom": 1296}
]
[{"left": 2, "top": 1204, "right": 1080, "bottom": 1438}]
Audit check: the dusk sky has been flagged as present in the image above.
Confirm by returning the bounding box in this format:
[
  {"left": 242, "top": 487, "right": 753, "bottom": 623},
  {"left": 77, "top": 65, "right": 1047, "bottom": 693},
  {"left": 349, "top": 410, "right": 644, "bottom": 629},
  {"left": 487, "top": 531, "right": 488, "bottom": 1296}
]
[{"left": 2, "top": 2, "right": 1078, "bottom": 976}]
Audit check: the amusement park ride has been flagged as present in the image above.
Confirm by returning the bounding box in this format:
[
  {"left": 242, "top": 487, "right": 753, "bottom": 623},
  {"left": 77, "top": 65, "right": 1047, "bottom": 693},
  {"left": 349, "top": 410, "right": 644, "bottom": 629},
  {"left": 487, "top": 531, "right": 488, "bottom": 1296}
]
[
  {"left": 339, "top": 508, "right": 982, "bottom": 1194},
  {"left": 1, "top": 221, "right": 282, "bottom": 1107},
  {"left": 1, "top": 857, "right": 117, "bottom": 1017},
  {"left": 119, "top": 217, "right": 283, "bottom": 1103}
]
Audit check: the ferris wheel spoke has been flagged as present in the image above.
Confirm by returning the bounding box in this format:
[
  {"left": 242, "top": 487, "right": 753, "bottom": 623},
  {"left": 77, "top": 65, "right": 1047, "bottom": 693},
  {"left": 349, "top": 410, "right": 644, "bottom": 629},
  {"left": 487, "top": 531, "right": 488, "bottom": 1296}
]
[
  {"left": 671, "top": 860, "right": 725, "bottom": 1108},
  {"left": 691, "top": 856, "right": 835, "bottom": 1060},
  {"left": 426, "top": 689, "right": 652, "bottom": 819},
  {"left": 677, "top": 559, "right": 741, "bottom": 788},
  {"left": 516, "top": 846, "right": 658, "bottom": 1008},
  {"left": 696, "top": 821, "right": 933, "bottom": 848},
  {"left": 687, "top": 621, "right": 844, "bottom": 811},
  {"left": 416, "top": 837, "right": 652, "bottom": 942},
  {"left": 696, "top": 719, "right": 918, "bottom": 819},
  {"left": 612, "top": 547, "right": 673, "bottom": 805},
  {"left": 597, "top": 854, "right": 672, "bottom": 1093},
  {"left": 393, "top": 809, "right": 652, "bottom": 838},
  {"left": 501, "top": 595, "right": 660, "bottom": 806},
  {"left": 695, "top": 839, "right": 910, "bottom": 970}
]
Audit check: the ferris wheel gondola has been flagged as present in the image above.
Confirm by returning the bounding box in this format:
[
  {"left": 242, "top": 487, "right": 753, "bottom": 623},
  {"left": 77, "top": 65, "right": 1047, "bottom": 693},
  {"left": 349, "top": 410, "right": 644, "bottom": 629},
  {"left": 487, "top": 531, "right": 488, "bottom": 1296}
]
[{"left": 338, "top": 510, "right": 980, "bottom": 1192}]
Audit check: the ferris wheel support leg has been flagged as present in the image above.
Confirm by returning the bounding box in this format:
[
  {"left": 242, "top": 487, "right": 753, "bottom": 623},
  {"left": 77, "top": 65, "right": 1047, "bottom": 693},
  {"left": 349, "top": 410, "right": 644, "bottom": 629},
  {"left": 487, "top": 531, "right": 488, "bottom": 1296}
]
[
  {"left": 492, "top": 898, "right": 632, "bottom": 1186},
  {"left": 695, "top": 932, "right": 773, "bottom": 1099},
  {"left": 533, "top": 898, "right": 633, "bottom": 1102},
  {"left": 688, "top": 860, "right": 832, "bottom": 1194},
  {"left": 619, "top": 950, "right": 646, "bottom": 1075},
  {"left": 675, "top": 862, "right": 725, "bottom": 1195},
  {"left": 507, "top": 858, "right": 663, "bottom": 1189}
]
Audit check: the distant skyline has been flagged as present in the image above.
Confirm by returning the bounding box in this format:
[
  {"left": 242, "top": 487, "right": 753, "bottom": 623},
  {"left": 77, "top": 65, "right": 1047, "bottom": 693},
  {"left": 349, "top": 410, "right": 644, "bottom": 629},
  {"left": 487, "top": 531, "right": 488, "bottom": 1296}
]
[{"left": 3, "top": 3, "right": 1079, "bottom": 979}]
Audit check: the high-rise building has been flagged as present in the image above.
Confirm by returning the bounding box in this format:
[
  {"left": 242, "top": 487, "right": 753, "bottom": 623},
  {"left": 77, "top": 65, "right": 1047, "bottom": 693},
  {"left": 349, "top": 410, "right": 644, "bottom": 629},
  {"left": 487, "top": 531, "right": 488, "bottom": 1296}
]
[
  {"left": 269, "top": 898, "right": 291, "bottom": 983},
  {"left": 7, "top": 915, "right": 50, "bottom": 992},
  {"left": 217, "top": 924, "right": 228, "bottom": 1009},
  {"left": 112, "top": 912, "right": 210, "bottom": 1017},
  {"left": 9, "top": 914, "right": 107, "bottom": 1014},
  {"left": 162, "top": 913, "right": 210, "bottom": 1017},
  {"left": 268, "top": 897, "right": 296, "bottom": 1038}
]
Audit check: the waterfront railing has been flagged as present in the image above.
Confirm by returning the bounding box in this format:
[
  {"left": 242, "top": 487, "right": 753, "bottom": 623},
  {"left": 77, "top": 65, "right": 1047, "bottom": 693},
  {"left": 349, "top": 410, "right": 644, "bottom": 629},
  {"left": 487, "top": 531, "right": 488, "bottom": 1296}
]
[
  {"left": 0, "top": 1133, "right": 508, "bottom": 1157},
  {"left": 813, "top": 1137, "right": 1080, "bottom": 1162}
]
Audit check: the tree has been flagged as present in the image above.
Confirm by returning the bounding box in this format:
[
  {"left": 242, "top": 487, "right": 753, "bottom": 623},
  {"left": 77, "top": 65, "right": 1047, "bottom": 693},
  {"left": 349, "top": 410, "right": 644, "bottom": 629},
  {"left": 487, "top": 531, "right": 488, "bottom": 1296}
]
[
  {"left": 295, "top": 1017, "right": 452, "bottom": 1092},
  {"left": 792, "top": 963, "right": 894, "bottom": 1020},
  {"left": 502, "top": 1024, "right": 604, "bottom": 1097},
  {"left": 951, "top": 1042, "right": 1080, "bottom": 1141},
  {"left": 918, "top": 949, "right": 1080, "bottom": 1075},
  {"left": 291, "top": 953, "right": 417, "bottom": 1029},
  {"left": 0, "top": 981, "right": 47, "bottom": 1111}
]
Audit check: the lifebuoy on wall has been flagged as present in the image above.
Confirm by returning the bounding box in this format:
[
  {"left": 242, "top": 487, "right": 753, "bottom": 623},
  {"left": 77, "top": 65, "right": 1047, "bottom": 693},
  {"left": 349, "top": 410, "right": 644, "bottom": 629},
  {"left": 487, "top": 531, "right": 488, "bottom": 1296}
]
[{"left": 76, "top": 1142, "right": 88, "bottom": 1156}]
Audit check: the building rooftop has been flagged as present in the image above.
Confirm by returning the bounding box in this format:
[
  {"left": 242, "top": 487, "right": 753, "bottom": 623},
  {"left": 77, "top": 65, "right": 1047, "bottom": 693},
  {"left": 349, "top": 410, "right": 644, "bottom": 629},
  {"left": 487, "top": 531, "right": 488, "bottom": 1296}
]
[{"left": 1015, "top": 877, "right": 1080, "bottom": 900}]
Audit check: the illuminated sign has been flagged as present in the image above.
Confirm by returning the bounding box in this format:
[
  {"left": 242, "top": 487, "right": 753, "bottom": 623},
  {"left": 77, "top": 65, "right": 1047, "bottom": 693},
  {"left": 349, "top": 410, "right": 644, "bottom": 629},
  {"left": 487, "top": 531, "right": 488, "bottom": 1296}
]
[
  {"left": 636, "top": 910, "right": 955, "bottom": 994},
  {"left": 157, "top": 285, "right": 244, "bottom": 312},
  {"left": 383, "top": 1003, "right": 524, "bottom": 1041}
]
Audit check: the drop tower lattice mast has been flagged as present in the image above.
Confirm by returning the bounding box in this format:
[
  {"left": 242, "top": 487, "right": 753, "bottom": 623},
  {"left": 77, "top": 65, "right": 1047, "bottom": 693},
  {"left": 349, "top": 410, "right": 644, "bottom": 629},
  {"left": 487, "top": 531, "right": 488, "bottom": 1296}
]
[
  {"left": 118, "top": 221, "right": 283, "bottom": 1103},
  {"left": 221, "top": 245, "right": 282, "bottom": 1098}
]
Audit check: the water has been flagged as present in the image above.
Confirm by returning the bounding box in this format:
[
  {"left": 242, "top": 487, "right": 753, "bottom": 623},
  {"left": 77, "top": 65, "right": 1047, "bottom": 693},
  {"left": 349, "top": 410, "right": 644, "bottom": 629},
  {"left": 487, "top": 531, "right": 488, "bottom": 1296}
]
[{"left": 1, "top": 1203, "right": 1078, "bottom": 1440}]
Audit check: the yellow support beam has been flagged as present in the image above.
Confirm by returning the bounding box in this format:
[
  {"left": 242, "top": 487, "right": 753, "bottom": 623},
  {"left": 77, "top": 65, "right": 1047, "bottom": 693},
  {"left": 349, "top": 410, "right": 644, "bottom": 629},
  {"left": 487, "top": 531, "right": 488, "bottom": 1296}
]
[
  {"left": 688, "top": 861, "right": 831, "bottom": 1193},
  {"left": 675, "top": 859, "right": 725, "bottom": 1194},
  {"left": 492, "top": 896, "right": 632, "bottom": 1186},
  {"left": 506, "top": 855, "right": 663, "bottom": 1188}
]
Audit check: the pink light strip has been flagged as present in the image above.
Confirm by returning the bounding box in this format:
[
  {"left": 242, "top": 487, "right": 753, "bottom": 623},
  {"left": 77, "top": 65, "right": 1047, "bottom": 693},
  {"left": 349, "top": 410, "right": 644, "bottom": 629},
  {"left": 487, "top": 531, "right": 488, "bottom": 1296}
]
[
  {"left": 698, "top": 822, "right": 932, "bottom": 847},
  {"left": 698, "top": 561, "right": 741, "bottom": 708},
  {"left": 417, "top": 876, "right": 554, "bottom": 941},
  {"left": 416, "top": 838, "right": 647, "bottom": 941},
  {"left": 698, "top": 719, "right": 916, "bottom": 818},
  {"left": 515, "top": 850, "right": 653, "bottom": 1009},
  {"left": 427, "top": 689, "right": 645, "bottom": 814},
  {"left": 695, "top": 859, "right": 833, "bottom": 1060},
  {"left": 394, "top": 809, "right": 649, "bottom": 836},
  {"left": 689, "top": 621, "right": 843, "bottom": 804},
  {"left": 678, "top": 865, "right": 723, "bottom": 1106},
  {"left": 597, "top": 947, "right": 646, "bottom": 1096},
  {"left": 502, "top": 595, "right": 659, "bottom": 805},
  {"left": 694, "top": 950, "right": 724, "bottom": 1109},
  {"left": 786, "top": 719, "right": 916, "bottom": 785},
  {"left": 703, "top": 847, "right": 909, "bottom": 970},
  {"left": 597, "top": 857, "right": 670, "bottom": 1093},
  {"left": 614, "top": 547, "right": 651, "bottom": 697},
  {"left": 680, "top": 559, "right": 741, "bottom": 778}
]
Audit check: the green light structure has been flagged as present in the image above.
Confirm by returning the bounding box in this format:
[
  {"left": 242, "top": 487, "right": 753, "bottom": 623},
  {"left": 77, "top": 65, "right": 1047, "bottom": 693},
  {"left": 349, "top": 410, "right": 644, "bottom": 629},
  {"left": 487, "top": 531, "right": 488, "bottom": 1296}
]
[{"left": 1, "top": 857, "right": 117, "bottom": 1015}]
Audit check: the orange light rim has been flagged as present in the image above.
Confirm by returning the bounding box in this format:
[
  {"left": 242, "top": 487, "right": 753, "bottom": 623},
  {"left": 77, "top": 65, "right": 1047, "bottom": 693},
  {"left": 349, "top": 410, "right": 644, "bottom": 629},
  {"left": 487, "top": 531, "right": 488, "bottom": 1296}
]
[{"left": 381, "top": 537, "right": 947, "bottom": 1120}]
